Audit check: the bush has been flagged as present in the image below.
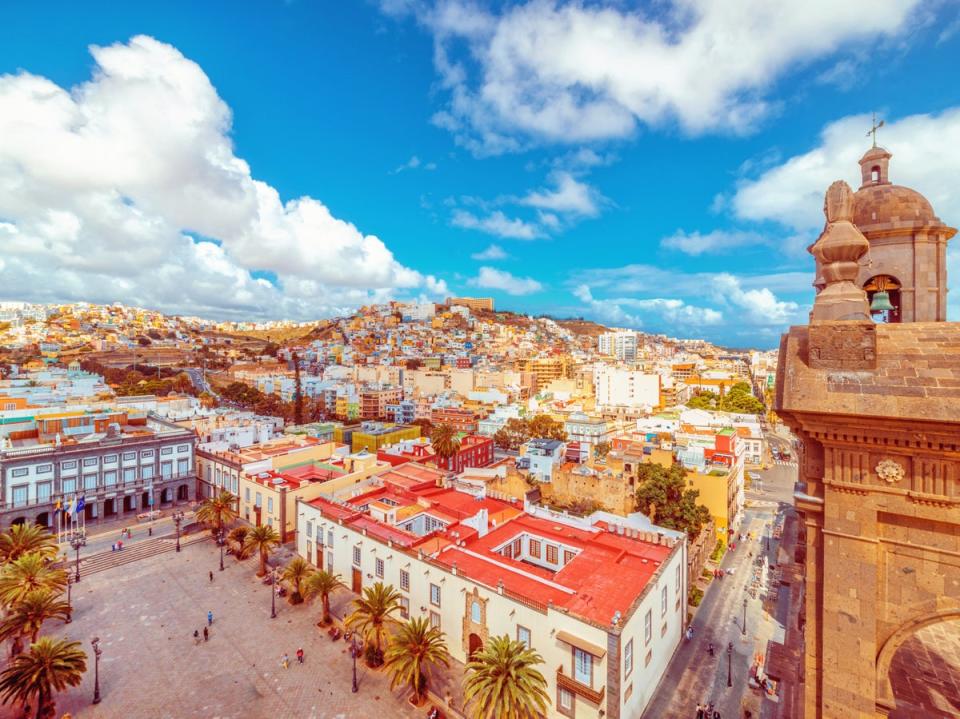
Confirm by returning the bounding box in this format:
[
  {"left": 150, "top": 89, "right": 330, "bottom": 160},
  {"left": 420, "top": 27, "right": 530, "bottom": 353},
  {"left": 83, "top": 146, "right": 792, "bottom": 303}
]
[
  {"left": 709, "top": 538, "right": 726, "bottom": 562},
  {"left": 701, "top": 568, "right": 714, "bottom": 580},
  {"left": 689, "top": 587, "right": 704, "bottom": 607}
]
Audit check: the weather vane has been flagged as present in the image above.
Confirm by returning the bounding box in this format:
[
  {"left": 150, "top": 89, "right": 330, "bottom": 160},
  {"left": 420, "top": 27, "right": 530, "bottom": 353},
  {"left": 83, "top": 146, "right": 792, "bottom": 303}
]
[{"left": 866, "top": 112, "right": 884, "bottom": 148}]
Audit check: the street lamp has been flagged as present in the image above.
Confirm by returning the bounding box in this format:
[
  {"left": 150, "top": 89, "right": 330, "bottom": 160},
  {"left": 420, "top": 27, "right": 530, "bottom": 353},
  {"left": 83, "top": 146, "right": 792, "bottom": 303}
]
[
  {"left": 270, "top": 567, "right": 278, "bottom": 619},
  {"left": 65, "top": 575, "right": 73, "bottom": 624},
  {"left": 742, "top": 597, "right": 748, "bottom": 636},
  {"left": 727, "top": 641, "right": 733, "bottom": 688},
  {"left": 218, "top": 529, "right": 225, "bottom": 571},
  {"left": 173, "top": 511, "right": 185, "bottom": 552},
  {"left": 350, "top": 633, "right": 360, "bottom": 693},
  {"left": 91, "top": 637, "right": 102, "bottom": 704},
  {"left": 70, "top": 535, "right": 85, "bottom": 583}
]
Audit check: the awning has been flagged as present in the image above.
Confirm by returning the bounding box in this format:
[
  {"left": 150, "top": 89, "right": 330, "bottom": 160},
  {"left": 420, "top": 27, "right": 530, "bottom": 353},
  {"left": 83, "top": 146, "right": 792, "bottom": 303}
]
[{"left": 556, "top": 631, "right": 606, "bottom": 658}]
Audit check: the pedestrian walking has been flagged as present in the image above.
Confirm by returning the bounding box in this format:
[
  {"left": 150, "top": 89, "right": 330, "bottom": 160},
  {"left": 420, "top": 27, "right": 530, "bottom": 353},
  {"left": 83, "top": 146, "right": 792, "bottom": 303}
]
[
  {"left": 209, "top": 570, "right": 214, "bottom": 582},
  {"left": 712, "top": 710, "right": 721, "bottom": 719},
  {"left": 148, "top": 526, "right": 153, "bottom": 536},
  {"left": 193, "top": 629, "right": 200, "bottom": 645},
  {"left": 203, "top": 627, "right": 209, "bottom": 641},
  {"left": 207, "top": 610, "right": 213, "bottom": 626},
  {"left": 281, "top": 653, "right": 290, "bottom": 669},
  {"left": 696, "top": 702, "right": 704, "bottom": 719},
  {"left": 117, "top": 540, "right": 123, "bottom": 551},
  {"left": 111, "top": 543, "right": 116, "bottom": 552},
  {"left": 296, "top": 647, "right": 304, "bottom": 664}
]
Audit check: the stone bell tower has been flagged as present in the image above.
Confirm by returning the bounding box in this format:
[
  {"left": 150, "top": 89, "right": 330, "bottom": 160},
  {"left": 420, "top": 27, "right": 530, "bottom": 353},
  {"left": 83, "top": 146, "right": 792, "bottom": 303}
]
[
  {"left": 777, "top": 144, "right": 960, "bottom": 718},
  {"left": 851, "top": 146, "right": 954, "bottom": 322}
]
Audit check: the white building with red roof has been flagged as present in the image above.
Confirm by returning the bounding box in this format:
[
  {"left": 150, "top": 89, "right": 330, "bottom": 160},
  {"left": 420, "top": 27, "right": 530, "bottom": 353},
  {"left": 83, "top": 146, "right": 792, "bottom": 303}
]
[{"left": 296, "top": 462, "right": 687, "bottom": 718}]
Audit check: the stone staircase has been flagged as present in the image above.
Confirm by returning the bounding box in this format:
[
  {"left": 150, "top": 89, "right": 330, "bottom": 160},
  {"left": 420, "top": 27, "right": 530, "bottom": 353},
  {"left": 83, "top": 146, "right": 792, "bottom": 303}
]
[{"left": 70, "top": 533, "right": 209, "bottom": 578}]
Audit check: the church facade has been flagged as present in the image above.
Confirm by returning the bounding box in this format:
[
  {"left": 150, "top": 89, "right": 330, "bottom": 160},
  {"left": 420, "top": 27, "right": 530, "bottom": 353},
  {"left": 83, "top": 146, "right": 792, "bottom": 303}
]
[{"left": 776, "top": 144, "right": 959, "bottom": 717}]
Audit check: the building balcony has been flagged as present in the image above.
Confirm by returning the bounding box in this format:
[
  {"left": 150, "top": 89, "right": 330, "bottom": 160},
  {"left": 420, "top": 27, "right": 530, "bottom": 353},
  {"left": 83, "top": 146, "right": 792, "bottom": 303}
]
[{"left": 556, "top": 666, "right": 604, "bottom": 705}]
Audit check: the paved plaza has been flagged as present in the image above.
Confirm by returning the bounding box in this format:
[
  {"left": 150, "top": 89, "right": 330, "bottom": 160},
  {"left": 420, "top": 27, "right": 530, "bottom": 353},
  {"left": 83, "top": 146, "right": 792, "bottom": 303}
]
[{"left": 0, "top": 537, "right": 443, "bottom": 719}]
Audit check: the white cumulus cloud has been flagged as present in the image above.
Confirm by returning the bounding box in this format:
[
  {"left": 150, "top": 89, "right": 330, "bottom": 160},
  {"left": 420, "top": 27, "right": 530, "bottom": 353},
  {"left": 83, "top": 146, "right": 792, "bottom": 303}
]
[
  {"left": 470, "top": 244, "right": 509, "bottom": 260},
  {"left": 451, "top": 209, "right": 542, "bottom": 239},
  {"left": 0, "top": 35, "right": 446, "bottom": 319},
  {"left": 470, "top": 266, "right": 543, "bottom": 295}
]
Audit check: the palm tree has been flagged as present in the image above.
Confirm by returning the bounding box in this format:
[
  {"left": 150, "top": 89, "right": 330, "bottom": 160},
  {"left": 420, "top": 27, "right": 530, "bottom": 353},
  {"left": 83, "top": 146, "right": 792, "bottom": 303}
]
[
  {"left": 195, "top": 491, "right": 238, "bottom": 535},
  {"left": 384, "top": 617, "right": 451, "bottom": 705},
  {"left": 345, "top": 582, "right": 402, "bottom": 667},
  {"left": 302, "top": 570, "right": 341, "bottom": 625},
  {"left": 242, "top": 525, "right": 280, "bottom": 577},
  {"left": 280, "top": 557, "right": 313, "bottom": 604},
  {"left": 0, "top": 636, "right": 86, "bottom": 719},
  {"left": 0, "top": 589, "right": 71, "bottom": 656},
  {"left": 431, "top": 423, "right": 461, "bottom": 467},
  {"left": 464, "top": 635, "right": 550, "bottom": 719},
  {"left": 0, "top": 525, "right": 58, "bottom": 565},
  {"left": 0, "top": 554, "right": 67, "bottom": 608},
  {"left": 227, "top": 526, "right": 250, "bottom": 558}
]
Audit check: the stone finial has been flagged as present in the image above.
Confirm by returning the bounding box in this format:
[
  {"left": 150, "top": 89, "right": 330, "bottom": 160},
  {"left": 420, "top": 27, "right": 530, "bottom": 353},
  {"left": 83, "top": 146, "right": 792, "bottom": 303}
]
[{"left": 809, "top": 181, "right": 871, "bottom": 322}]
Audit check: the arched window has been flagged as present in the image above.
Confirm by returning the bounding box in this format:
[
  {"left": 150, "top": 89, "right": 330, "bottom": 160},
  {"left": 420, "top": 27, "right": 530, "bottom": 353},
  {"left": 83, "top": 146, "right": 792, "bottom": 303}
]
[
  {"left": 471, "top": 601, "right": 481, "bottom": 624},
  {"left": 871, "top": 165, "right": 881, "bottom": 183}
]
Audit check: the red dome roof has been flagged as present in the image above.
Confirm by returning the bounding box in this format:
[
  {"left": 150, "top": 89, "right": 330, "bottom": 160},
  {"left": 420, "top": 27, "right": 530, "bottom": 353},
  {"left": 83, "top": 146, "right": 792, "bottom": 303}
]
[{"left": 853, "top": 183, "right": 940, "bottom": 229}]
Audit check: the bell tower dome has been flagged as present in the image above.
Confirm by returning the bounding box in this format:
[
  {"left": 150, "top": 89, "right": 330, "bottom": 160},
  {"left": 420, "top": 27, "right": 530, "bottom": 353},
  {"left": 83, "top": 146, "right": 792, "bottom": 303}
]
[{"left": 859, "top": 145, "right": 892, "bottom": 187}]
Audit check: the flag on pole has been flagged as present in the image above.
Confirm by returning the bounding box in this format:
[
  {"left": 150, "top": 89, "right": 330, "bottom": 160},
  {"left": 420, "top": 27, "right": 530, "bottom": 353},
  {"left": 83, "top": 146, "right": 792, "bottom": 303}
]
[
  {"left": 53, "top": 499, "right": 62, "bottom": 516},
  {"left": 75, "top": 496, "right": 86, "bottom": 515},
  {"left": 63, "top": 497, "right": 73, "bottom": 515}
]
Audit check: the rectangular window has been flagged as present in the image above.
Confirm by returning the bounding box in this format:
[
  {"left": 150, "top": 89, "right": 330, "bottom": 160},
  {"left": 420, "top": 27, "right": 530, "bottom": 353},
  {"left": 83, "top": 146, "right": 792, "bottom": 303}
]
[
  {"left": 326, "top": 551, "right": 334, "bottom": 574},
  {"left": 676, "top": 564, "right": 681, "bottom": 596},
  {"left": 142, "top": 465, "right": 154, "bottom": 479},
  {"left": 429, "top": 583, "right": 441, "bottom": 607},
  {"left": 399, "top": 596, "right": 410, "bottom": 619},
  {"left": 512, "top": 538, "right": 521, "bottom": 556},
  {"left": 123, "top": 468, "right": 136, "bottom": 483},
  {"left": 624, "top": 639, "right": 634, "bottom": 677},
  {"left": 255, "top": 492, "right": 262, "bottom": 507},
  {"left": 546, "top": 544, "right": 558, "bottom": 564},
  {"left": 327, "top": 530, "right": 334, "bottom": 547},
  {"left": 83, "top": 475, "right": 97, "bottom": 490},
  {"left": 429, "top": 611, "right": 440, "bottom": 629},
  {"left": 83, "top": 457, "right": 98, "bottom": 467},
  {"left": 574, "top": 648, "right": 592, "bottom": 686},
  {"left": 267, "top": 497, "right": 274, "bottom": 514},
  {"left": 62, "top": 460, "right": 78, "bottom": 470},
  {"left": 177, "top": 444, "right": 189, "bottom": 453},
  {"left": 375, "top": 558, "right": 384, "bottom": 578},
  {"left": 563, "top": 549, "right": 576, "bottom": 565},
  {"left": 306, "top": 521, "right": 313, "bottom": 538},
  {"left": 644, "top": 649, "right": 652, "bottom": 668},
  {"left": 104, "top": 471, "right": 117, "bottom": 486},
  {"left": 160, "top": 447, "right": 173, "bottom": 455},
  {"left": 141, "top": 450, "right": 154, "bottom": 459},
  {"left": 122, "top": 452, "right": 136, "bottom": 461},
  {"left": 517, "top": 625, "right": 531, "bottom": 648},
  {"left": 558, "top": 687, "right": 574, "bottom": 711},
  {"left": 400, "top": 569, "right": 410, "bottom": 591},
  {"left": 10, "top": 468, "right": 28, "bottom": 478},
  {"left": 661, "top": 586, "right": 668, "bottom": 617},
  {"left": 103, "top": 454, "right": 117, "bottom": 464},
  {"left": 177, "top": 459, "right": 189, "bottom": 475},
  {"left": 36, "top": 482, "right": 52, "bottom": 502},
  {"left": 353, "top": 546, "right": 361, "bottom": 566},
  {"left": 36, "top": 464, "right": 53, "bottom": 474},
  {"left": 11, "top": 485, "right": 28, "bottom": 507},
  {"left": 528, "top": 538, "right": 541, "bottom": 558},
  {"left": 244, "top": 487, "right": 251, "bottom": 502},
  {"left": 62, "top": 478, "right": 76, "bottom": 493},
  {"left": 645, "top": 610, "right": 652, "bottom": 644}
]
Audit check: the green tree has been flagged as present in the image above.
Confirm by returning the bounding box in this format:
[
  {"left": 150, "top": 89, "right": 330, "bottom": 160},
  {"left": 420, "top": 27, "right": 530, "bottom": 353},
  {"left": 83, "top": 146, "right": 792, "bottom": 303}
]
[
  {"left": 345, "top": 582, "right": 402, "bottom": 667},
  {"left": 527, "top": 414, "right": 567, "bottom": 441},
  {"left": 719, "top": 382, "right": 764, "bottom": 414},
  {"left": 0, "top": 554, "right": 67, "bottom": 608},
  {"left": 0, "top": 636, "right": 87, "bottom": 719},
  {"left": 593, "top": 441, "right": 611, "bottom": 460},
  {"left": 242, "top": 525, "right": 280, "bottom": 577},
  {"left": 493, "top": 418, "right": 531, "bottom": 451},
  {"left": 0, "top": 590, "right": 71, "bottom": 655},
  {"left": 195, "top": 491, "right": 238, "bottom": 535},
  {"left": 227, "top": 526, "right": 252, "bottom": 559},
  {"left": 0, "top": 525, "right": 58, "bottom": 565},
  {"left": 410, "top": 418, "right": 433, "bottom": 439},
  {"left": 280, "top": 556, "right": 313, "bottom": 604},
  {"left": 463, "top": 635, "right": 550, "bottom": 719},
  {"left": 384, "top": 617, "right": 451, "bottom": 705},
  {"left": 686, "top": 391, "right": 718, "bottom": 410},
  {"left": 430, "top": 423, "right": 461, "bottom": 463},
  {"left": 634, "top": 463, "right": 711, "bottom": 540},
  {"left": 303, "top": 570, "right": 342, "bottom": 625}
]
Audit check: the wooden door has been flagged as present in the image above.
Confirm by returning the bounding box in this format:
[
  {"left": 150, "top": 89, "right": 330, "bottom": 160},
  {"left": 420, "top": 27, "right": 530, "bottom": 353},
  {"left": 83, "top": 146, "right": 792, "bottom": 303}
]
[{"left": 352, "top": 567, "right": 362, "bottom": 594}]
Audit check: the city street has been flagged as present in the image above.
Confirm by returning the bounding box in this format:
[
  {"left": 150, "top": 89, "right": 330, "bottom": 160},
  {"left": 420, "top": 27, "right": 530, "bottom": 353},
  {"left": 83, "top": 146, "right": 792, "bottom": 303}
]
[{"left": 642, "top": 444, "right": 798, "bottom": 719}]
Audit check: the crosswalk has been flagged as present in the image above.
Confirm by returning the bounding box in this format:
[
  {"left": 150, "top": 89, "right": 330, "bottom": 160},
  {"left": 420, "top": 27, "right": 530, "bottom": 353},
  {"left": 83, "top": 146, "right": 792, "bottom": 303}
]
[{"left": 774, "top": 460, "right": 798, "bottom": 467}]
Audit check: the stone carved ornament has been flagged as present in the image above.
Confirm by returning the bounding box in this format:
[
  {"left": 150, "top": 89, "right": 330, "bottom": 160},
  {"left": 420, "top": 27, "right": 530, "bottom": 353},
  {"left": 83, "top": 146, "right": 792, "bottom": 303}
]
[{"left": 876, "top": 459, "right": 905, "bottom": 484}]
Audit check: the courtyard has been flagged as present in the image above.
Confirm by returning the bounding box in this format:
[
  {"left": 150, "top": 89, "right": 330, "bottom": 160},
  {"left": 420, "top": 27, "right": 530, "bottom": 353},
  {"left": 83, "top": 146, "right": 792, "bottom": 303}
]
[{"left": 0, "top": 536, "right": 443, "bottom": 719}]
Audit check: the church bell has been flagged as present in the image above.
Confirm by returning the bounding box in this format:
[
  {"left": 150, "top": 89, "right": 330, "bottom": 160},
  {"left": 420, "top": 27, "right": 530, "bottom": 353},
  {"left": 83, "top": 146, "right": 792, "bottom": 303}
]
[{"left": 870, "top": 290, "right": 895, "bottom": 312}]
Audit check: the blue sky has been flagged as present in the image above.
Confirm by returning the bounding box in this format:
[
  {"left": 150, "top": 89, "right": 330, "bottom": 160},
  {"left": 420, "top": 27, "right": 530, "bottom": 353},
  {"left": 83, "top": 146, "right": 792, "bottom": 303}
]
[{"left": 1, "top": 1, "right": 959, "bottom": 347}]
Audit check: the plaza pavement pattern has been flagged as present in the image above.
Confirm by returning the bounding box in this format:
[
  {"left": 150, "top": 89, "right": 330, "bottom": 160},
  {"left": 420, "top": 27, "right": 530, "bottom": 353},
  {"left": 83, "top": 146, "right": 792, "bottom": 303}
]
[{"left": 1, "top": 538, "right": 444, "bottom": 719}]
